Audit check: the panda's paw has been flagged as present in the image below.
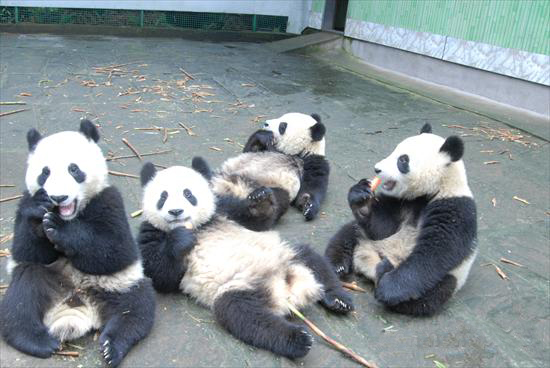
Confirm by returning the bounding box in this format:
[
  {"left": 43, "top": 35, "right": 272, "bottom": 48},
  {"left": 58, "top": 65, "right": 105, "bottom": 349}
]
[
  {"left": 348, "top": 179, "right": 374, "bottom": 210},
  {"left": 296, "top": 193, "right": 319, "bottom": 221},
  {"left": 375, "top": 258, "right": 395, "bottom": 284},
  {"left": 248, "top": 187, "right": 274, "bottom": 204},
  {"left": 9, "top": 328, "right": 61, "bottom": 358},
  {"left": 283, "top": 327, "right": 313, "bottom": 359},
  {"left": 247, "top": 187, "right": 275, "bottom": 216},
  {"left": 331, "top": 258, "right": 353, "bottom": 279},
  {"left": 99, "top": 334, "right": 126, "bottom": 368},
  {"left": 375, "top": 272, "right": 418, "bottom": 306},
  {"left": 168, "top": 227, "right": 197, "bottom": 258},
  {"left": 42, "top": 212, "right": 63, "bottom": 245},
  {"left": 321, "top": 289, "right": 354, "bottom": 314},
  {"left": 25, "top": 189, "right": 55, "bottom": 219}
]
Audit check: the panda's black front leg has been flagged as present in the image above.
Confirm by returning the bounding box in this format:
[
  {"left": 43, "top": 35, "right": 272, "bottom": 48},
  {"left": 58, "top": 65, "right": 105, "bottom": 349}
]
[
  {"left": 295, "top": 154, "right": 329, "bottom": 221},
  {"left": 42, "top": 212, "right": 77, "bottom": 257},
  {"left": 242, "top": 130, "right": 274, "bottom": 153},
  {"left": 138, "top": 222, "right": 194, "bottom": 293},
  {"left": 97, "top": 279, "right": 156, "bottom": 367},
  {"left": 324, "top": 222, "right": 361, "bottom": 279}
]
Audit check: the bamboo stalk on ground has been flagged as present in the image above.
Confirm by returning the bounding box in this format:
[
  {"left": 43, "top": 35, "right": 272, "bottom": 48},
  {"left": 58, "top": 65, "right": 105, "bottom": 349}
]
[{"left": 287, "top": 303, "right": 378, "bottom": 368}]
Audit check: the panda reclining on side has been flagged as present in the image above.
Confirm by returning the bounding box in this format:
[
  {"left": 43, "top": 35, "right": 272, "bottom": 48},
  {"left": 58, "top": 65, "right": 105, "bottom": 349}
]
[
  {"left": 203, "top": 112, "right": 329, "bottom": 231},
  {"left": 325, "top": 124, "right": 477, "bottom": 316},
  {"left": 0, "top": 121, "right": 155, "bottom": 367},
  {"left": 137, "top": 161, "right": 353, "bottom": 359}
]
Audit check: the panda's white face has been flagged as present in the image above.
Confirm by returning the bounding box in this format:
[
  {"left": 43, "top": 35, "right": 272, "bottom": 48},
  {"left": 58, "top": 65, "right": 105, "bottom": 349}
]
[
  {"left": 142, "top": 166, "right": 216, "bottom": 232},
  {"left": 263, "top": 113, "right": 325, "bottom": 156},
  {"left": 374, "top": 133, "right": 470, "bottom": 200},
  {"left": 25, "top": 131, "right": 108, "bottom": 220}
]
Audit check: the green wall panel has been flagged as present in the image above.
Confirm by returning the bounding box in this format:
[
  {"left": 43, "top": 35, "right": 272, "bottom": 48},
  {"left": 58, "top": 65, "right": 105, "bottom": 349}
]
[
  {"left": 312, "top": 0, "right": 326, "bottom": 13},
  {"left": 347, "top": 0, "right": 549, "bottom": 55}
]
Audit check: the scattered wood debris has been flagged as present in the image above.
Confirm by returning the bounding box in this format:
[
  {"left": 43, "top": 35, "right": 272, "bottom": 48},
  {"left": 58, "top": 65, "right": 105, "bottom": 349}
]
[
  {"left": 0, "top": 101, "right": 26, "bottom": 105},
  {"left": 0, "top": 109, "right": 29, "bottom": 117},
  {"left": 0, "top": 248, "right": 11, "bottom": 257},
  {"left": 0, "top": 233, "right": 14, "bottom": 244},
  {"left": 80, "top": 80, "right": 99, "bottom": 87},
  {"left": 342, "top": 281, "right": 366, "bottom": 292},
  {"left": 19, "top": 92, "right": 32, "bottom": 97},
  {"left": 491, "top": 198, "right": 497, "bottom": 207},
  {"left": 444, "top": 123, "right": 536, "bottom": 147},
  {"left": 483, "top": 263, "right": 509, "bottom": 280},
  {"left": 121, "top": 138, "right": 142, "bottom": 161},
  {"left": 499, "top": 149, "right": 514, "bottom": 160},
  {"left": 382, "top": 325, "right": 396, "bottom": 332},
  {"left": 131, "top": 208, "right": 143, "bottom": 217},
  {"left": 209, "top": 146, "right": 222, "bottom": 152},
  {"left": 500, "top": 258, "right": 524, "bottom": 267},
  {"left": 108, "top": 171, "right": 139, "bottom": 179},
  {"left": 179, "top": 123, "right": 197, "bottom": 136},
  {"left": 513, "top": 196, "right": 530, "bottom": 205},
  {"left": 179, "top": 68, "right": 195, "bottom": 80},
  {"left": 480, "top": 150, "right": 494, "bottom": 153},
  {"left": 433, "top": 361, "right": 447, "bottom": 368},
  {"left": 0, "top": 184, "right": 15, "bottom": 188},
  {"left": 107, "top": 149, "right": 171, "bottom": 161},
  {"left": 241, "top": 83, "right": 256, "bottom": 87},
  {"left": 71, "top": 107, "right": 87, "bottom": 113},
  {"left": 55, "top": 351, "right": 80, "bottom": 357},
  {"left": 484, "top": 161, "right": 500, "bottom": 165},
  {"left": 0, "top": 194, "right": 23, "bottom": 203}
]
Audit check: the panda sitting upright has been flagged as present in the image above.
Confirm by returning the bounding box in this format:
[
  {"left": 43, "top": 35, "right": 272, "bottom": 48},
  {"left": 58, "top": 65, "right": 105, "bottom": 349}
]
[
  {"left": 204, "top": 112, "right": 329, "bottom": 231},
  {"left": 325, "top": 124, "right": 477, "bottom": 316},
  {"left": 138, "top": 161, "right": 353, "bottom": 359},
  {"left": 0, "top": 120, "right": 155, "bottom": 367}
]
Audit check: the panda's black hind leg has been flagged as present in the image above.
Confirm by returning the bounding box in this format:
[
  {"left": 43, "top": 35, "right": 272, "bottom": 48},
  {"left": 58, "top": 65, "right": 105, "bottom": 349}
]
[
  {"left": 387, "top": 274, "right": 457, "bottom": 317},
  {"left": 214, "top": 289, "right": 313, "bottom": 359},
  {"left": 97, "top": 279, "right": 155, "bottom": 367},
  {"left": 294, "top": 244, "right": 354, "bottom": 314},
  {"left": 0, "top": 263, "right": 61, "bottom": 358}
]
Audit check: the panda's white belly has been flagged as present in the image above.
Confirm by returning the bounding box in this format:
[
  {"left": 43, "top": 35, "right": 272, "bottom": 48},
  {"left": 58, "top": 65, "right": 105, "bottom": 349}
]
[
  {"left": 42, "top": 258, "right": 144, "bottom": 341},
  {"left": 213, "top": 152, "right": 303, "bottom": 200},
  {"left": 181, "top": 220, "right": 322, "bottom": 314}
]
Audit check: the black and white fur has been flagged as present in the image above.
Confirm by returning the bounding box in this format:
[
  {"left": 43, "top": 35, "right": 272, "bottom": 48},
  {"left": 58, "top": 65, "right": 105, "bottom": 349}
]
[
  {"left": 325, "top": 124, "right": 477, "bottom": 316},
  {"left": 138, "top": 162, "right": 352, "bottom": 359},
  {"left": 209, "top": 112, "right": 329, "bottom": 231},
  {"left": 0, "top": 121, "right": 155, "bottom": 367}
]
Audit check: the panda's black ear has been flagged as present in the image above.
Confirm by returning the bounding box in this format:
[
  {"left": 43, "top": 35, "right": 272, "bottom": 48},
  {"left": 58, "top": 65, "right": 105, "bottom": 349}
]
[
  {"left": 311, "top": 113, "right": 322, "bottom": 124},
  {"left": 310, "top": 122, "right": 326, "bottom": 142},
  {"left": 140, "top": 162, "right": 157, "bottom": 187},
  {"left": 27, "top": 128, "right": 42, "bottom": 152},
  {"left": 420, "top": 123, "right": 432, "bottom": 134},
  {"left": 440, "top": 136, "right": 464, "bottom": 162},
  {"left": 192, "top": 156, "right": 212, "bottom": 181},
  {"left": 79, "top": 119, "right": 100, "bottom": 142}
]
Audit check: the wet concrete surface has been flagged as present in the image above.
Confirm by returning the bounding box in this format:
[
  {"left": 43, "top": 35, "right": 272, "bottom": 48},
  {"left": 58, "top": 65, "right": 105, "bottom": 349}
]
[{"left": 0, "top": 32, "right": 548, "bottom": 368}]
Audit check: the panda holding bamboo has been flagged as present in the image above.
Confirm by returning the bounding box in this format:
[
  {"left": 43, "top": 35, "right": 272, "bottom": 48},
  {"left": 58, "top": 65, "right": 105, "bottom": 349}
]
[
  {"left": 326, "top": 124, "right": 478, "bottom": 316},
  {"left": 0, "top": 121, "right": 155, "bottom": 367}
]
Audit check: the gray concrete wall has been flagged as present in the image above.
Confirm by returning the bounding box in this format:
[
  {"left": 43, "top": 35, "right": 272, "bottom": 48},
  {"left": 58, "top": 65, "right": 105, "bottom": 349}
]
[{"left": 0, "top": 0, "right": 313, "bottom": 34}]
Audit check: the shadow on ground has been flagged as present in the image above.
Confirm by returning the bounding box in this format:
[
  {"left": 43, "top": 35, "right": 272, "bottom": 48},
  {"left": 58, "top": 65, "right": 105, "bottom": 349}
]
[{"left": 0, "top": 32, "right": 548, "bottom": 368}]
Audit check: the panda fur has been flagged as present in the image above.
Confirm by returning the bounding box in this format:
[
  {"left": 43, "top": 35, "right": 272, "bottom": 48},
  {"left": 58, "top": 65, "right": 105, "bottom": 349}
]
[
  {"left": 138, "top": 162, "right": 353, "bottom": 359},
  {"left": 325, "top": 124, "right": 477, "bottom": 317},
  {"left": 206, "top": 112, "right": 329, "bottom": 231},
  {"left": 0, "top": 121, "right": 155, "bottom": 367}
]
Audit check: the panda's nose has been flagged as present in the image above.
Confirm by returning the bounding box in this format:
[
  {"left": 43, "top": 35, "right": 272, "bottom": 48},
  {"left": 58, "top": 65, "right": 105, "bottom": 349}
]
[
  {"left": 168, "top": 209, "right": 184, "bottom": 217},
  {"left": 374, "top": 167, "right": 381, "bottom": 174},
  {"left": 50, "top": 195, "right": 68, "bottom": 204}
]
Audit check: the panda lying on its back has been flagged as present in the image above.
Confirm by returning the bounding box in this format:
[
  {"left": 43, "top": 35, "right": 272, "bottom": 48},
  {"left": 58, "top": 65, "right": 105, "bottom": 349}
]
[
  {"left": 325, "top": 124, "right": 477, "bottom": 316},
  {"left": 138, "top": 162, "right": 353, "bottom": 359},
  {"left": 0, "top": 121, "right": 155, "bottom": 367},
  {"left": 203, "top": 112, "right": 329, "bottom": 231}
]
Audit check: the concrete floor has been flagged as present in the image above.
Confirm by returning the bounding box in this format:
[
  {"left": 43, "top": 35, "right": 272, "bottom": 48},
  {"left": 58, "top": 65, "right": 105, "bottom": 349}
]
[{"left": 0, "top": 32, "right": 548, "bottom": 368}]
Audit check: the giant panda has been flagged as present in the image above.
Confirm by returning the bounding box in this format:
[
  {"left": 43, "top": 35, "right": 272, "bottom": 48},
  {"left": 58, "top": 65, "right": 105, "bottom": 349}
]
[
  {"left": 203, "top": 112, "right": 329, "bottom": 231},
  {"left": 138, "top": 161, "right": 353, "bottom": 359},
  {"left": 325, "top": 124, "right": 477, "bottom": 316},
  {"left": 0, "top": 120, "right": 155, "bottom": 367}
]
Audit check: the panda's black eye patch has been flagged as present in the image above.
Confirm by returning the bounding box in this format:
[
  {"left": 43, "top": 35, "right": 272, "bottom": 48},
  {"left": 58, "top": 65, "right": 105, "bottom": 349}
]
[
  {"left": 397, "top": 154, "right": 410, "bottom": 174},
  {"left": 68, "top": 163, "right": 86, "bottom": 183},
  {"left": 183, "top": 188, "right": 197, "bottom": 206},
  {"left": 279, "top": 122, "right": 287, "bottom": 135},
  {"left": 157, "top": 190, "right": 168, "bottom": 210},
  {"left": 37, "top": 166, "right": 50, "bottom": 186}
]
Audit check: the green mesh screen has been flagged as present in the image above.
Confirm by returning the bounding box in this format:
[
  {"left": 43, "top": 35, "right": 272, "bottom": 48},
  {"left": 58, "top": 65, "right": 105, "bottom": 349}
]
[{"left": 0, "top": 6, "right": 288, "bottom": 33}]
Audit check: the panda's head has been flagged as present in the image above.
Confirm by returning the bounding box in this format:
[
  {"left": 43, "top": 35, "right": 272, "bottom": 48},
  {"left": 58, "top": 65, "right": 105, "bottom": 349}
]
[
  {"left": 140, "top": 163, "right": 216, "bottom": 232},
  {"left": 374, "top": 123, "right": 472, "bottom": 200},
  {"left": 25, "top": 120, "right": 108, "bottom": 220},
  {"left": 262, "top": 113, "right": 326, "bottom": 156}
]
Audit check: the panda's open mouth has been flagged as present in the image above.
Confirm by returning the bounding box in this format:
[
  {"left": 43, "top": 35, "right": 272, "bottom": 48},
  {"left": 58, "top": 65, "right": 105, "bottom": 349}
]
[
  {"left": 382, "top": 180, "right": 397, "bottom": 191},
  {"left": 58, "top": 199, "right": 77, "bottom": 218},
  {"left": 168, "top": 216, "right": 190, "bottom": 224}
]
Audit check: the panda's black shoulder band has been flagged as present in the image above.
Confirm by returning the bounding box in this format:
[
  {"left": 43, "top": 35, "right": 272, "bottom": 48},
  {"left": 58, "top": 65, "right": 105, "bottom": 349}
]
[{"left": 79, "top": 119, "right": 100, "bottom": 142}]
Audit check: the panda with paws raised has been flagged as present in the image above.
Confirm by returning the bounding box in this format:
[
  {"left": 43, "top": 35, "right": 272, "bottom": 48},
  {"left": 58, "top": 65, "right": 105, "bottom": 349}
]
[
  {"left": 138, "top": 161, "right": 352, "bottom": 359},
  {"left": 206, "top": 112, "right": 329, "bottom": 231},
  {"left": 325, "top": 124, "right": 477, "bottom": 316},
  {"left": 0, "top": 120, "right": 155, "bottom": 367}
]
